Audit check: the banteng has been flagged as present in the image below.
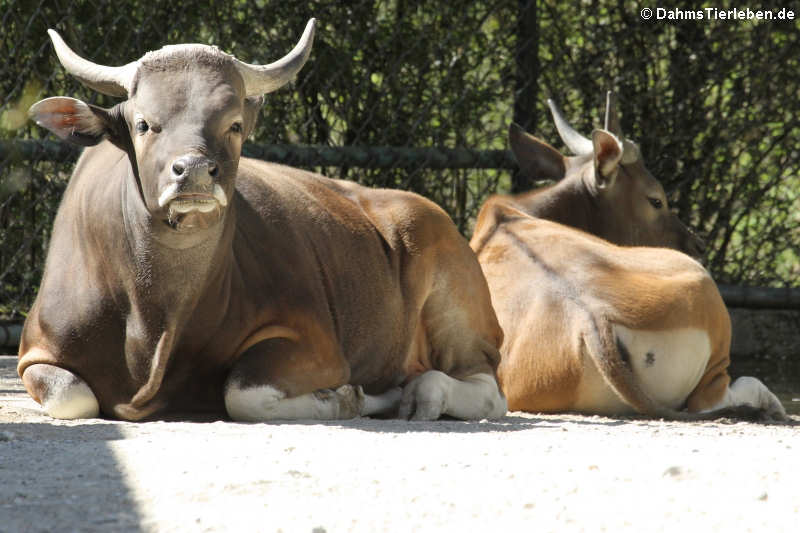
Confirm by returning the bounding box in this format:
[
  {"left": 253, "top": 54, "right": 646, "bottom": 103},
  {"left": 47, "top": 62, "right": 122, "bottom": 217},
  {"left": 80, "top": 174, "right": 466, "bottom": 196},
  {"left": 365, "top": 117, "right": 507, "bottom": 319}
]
[
  {"left": 470, "top": 93, "right": 785, "bottom": 420},
  {"left": 19, "top": 21, "right": 506, "bottom": 422}
]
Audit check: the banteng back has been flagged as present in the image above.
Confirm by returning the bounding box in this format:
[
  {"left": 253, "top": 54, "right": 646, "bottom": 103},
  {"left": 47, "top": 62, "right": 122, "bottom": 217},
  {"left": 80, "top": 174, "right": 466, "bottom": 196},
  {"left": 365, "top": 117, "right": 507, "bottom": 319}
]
[{"left": 471, "top": 93, "right": 784, "bottom": 421}]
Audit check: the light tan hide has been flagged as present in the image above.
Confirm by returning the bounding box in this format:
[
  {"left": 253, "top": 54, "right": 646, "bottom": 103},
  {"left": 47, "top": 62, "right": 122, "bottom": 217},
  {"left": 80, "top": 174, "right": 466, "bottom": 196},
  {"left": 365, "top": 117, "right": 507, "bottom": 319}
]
[
  {"left": 469, "top": 94, "right": 785, "bottom": 420},
  {"left": 472, "top": 206, "right": 734, "bottom": 417}
]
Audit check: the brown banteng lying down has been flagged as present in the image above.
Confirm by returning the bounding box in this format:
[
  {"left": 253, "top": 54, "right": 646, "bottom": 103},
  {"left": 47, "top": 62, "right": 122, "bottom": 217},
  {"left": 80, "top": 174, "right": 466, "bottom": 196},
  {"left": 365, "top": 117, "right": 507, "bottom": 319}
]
[
  {"left": 18, "top": 20, "right": 506, "bottom": 422},
  {"left": 488, "top": 92, "right": 705, "bottom": 256},
  {"left": 470, "top": 94, "right": 785, "bottom": 420}
]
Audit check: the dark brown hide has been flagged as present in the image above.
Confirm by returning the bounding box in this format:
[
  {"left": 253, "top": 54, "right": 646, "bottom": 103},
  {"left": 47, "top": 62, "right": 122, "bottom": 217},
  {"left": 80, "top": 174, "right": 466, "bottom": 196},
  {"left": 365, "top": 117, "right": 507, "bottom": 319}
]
[
  {"left": 19, "top": 148, "right": 502, "bottom": 419},
  {"left": 19, "top": 29, "right": 502, "bottom": 420}
]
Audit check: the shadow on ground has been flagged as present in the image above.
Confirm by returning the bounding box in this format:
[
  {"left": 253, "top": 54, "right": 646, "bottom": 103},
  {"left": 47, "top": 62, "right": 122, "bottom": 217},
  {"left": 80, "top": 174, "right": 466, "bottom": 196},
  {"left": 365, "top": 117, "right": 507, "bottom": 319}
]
[{"left": 0, "top": 423, "right": 143, "bottom": 532}]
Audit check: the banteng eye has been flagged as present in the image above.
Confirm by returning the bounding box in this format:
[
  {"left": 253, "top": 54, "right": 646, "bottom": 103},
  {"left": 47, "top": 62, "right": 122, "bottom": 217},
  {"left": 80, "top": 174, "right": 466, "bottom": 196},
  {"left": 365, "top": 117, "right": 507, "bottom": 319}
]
[
  {"left": 230, "top": 122, "right": 243, "bottom": 134},
  {"left": 648, "top": 197, "right": 664, "bottom": 209},
  {"left": 135, "top": 120, "right": 149, "bottom": 134}
]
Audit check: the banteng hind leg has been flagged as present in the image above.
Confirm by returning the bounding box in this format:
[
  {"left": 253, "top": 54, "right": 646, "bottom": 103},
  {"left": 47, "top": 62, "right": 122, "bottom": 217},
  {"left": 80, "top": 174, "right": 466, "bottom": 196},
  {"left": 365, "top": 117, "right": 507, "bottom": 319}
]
[
  {"left": 684, "top": 339, "right": 787, "bottom": 421},
  {"left": 702, "top": 376, "right": 787, "bottom": 421},
  {"left": 21, "top": 363, "right": 100, "bottom": 419},
  {"left": 224, "top": 336, "right": 401, "bottom": 421},
  {"left": 399, "top": 227, "right": 507, "bottom": 421}
]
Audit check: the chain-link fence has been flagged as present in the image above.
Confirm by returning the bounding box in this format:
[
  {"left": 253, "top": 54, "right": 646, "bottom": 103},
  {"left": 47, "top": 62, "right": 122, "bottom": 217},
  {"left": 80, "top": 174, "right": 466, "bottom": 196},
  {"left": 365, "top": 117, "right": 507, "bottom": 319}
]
[{"left": 2, "top": 1, "right": 799, "bottom": 320}]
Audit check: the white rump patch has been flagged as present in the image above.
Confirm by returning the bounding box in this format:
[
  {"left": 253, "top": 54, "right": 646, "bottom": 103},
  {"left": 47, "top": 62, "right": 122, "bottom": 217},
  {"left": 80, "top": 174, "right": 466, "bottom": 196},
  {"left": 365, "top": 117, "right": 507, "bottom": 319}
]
[{"left": 574, "top": 326, "right": 711, "bottom": 414}]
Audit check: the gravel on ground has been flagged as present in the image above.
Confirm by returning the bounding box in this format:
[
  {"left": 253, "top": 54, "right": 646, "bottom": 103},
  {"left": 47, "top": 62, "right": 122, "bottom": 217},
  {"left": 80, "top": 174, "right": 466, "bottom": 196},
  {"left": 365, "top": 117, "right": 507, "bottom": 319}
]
[{"left": 1, "top": 355, "right": 798, "bottom": 532}]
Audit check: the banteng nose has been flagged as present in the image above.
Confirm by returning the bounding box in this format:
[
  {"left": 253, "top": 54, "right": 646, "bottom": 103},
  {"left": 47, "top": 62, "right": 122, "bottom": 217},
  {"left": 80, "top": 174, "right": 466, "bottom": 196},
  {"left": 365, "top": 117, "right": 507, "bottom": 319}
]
[{"left": 170, "top": 155, "right": 219, "bottom": 186}]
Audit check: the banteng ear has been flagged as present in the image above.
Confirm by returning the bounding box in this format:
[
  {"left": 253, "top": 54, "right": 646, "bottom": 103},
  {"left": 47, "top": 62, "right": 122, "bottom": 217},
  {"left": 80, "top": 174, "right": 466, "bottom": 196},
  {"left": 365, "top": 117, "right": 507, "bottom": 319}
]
[
  {"left": 242, "top": 96, "right": 264, "bottom": 139},
  {"left": 29, "top": 97, "right": 115, "bottom": 147},
  {"left": 591, "top": 129, "right": 623, "bottom": 189},
  {"left": 508, "top": 123, "right": 566, "bottom": 182}
]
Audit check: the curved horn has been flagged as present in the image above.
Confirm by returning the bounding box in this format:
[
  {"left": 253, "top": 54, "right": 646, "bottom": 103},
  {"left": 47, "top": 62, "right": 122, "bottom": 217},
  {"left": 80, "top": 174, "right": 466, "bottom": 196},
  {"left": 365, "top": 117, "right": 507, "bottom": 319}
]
[
  {"left": 604, "top": 91, "right": 622, "bottom": 137},
  {"left": 547, "top": 98, "right": 593, "bottom": 155},
  {"left": 47, "top": 29, "right": 137, "bottom": 97},
  {"left": 234, "top": 18, "right": 316, "bottom": 96},
  {"left": 605, "top": 91, "right": 641, "bottom": 164}
]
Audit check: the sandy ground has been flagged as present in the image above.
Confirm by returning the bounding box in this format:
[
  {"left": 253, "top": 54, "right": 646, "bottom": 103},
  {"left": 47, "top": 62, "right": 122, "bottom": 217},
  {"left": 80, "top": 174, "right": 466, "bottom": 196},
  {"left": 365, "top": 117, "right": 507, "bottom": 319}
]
[{"left": 1, "top": 355, "right": 799, "bottom": 532}]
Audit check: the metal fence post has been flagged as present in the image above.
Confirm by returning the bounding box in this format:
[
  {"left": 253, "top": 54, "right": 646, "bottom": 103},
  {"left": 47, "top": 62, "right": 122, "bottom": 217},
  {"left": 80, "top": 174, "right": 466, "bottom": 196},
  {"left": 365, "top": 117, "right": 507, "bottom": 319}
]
[{"left": 512, "top": 0, "right": 539, "bottom": 193}]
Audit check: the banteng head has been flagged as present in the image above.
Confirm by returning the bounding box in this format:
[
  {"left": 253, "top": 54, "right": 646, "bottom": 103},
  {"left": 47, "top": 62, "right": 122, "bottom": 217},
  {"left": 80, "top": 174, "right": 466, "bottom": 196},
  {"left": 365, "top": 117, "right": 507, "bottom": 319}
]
[
  {"left": 509, "top": 91, "right": 704, "bottom": 258},
  {"left": 29, "top": 20, "right": 315, "bottom": 235}
]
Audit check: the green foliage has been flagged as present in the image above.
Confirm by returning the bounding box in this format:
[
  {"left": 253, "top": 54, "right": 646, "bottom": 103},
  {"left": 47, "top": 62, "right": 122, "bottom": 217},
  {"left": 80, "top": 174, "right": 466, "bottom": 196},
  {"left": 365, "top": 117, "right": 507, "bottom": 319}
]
[
  {"left": 533, "top": 1, "right": 800, "bottom": 285},
  {"left": 1, "top": 0, "right": 799, "bottom": 319}
]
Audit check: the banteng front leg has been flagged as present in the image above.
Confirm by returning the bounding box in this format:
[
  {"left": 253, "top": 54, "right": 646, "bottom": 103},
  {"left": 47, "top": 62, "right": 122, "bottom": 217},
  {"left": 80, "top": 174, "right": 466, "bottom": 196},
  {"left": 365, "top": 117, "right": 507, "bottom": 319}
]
[
  {"left": 21, "top": 362, "right": 100, "bottom": 419},
  {"left": 399, "top": 371, "right": 507, "bottom": 421}
]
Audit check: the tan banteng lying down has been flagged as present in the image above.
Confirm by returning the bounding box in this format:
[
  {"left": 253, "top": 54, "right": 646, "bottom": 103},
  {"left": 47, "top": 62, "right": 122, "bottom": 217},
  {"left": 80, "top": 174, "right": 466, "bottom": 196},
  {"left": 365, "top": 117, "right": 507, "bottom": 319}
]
[
  {"left": 18, "top": 20, "right": 506, "bottom": 422},
  {"left": 470, "top": 93, "right": 785, "bottom": 420}
]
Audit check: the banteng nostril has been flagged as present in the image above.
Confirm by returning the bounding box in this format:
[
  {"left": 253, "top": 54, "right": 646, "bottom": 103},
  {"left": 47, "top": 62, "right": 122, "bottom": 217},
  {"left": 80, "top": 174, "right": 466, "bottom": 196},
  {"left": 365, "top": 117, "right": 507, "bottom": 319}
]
[
  {"left": 208, "top": 164, "right": 219, "bottom": 178},
  {"left": 172, "top": 160, "right": 186, "bottom": 177}
]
